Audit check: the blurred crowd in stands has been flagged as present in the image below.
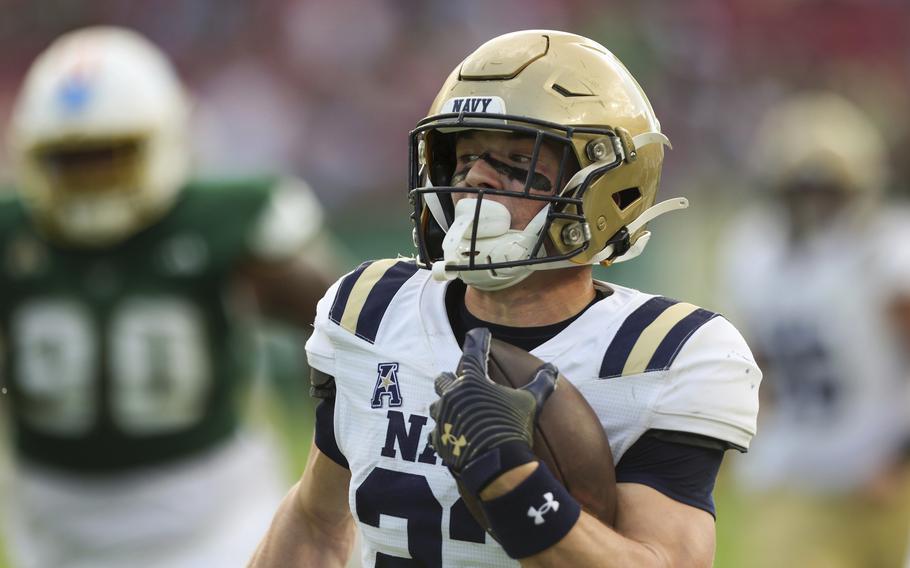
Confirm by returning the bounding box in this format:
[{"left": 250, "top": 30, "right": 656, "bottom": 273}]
[{"left": 0, "top": 0, "right": 908, "bottom": 209}]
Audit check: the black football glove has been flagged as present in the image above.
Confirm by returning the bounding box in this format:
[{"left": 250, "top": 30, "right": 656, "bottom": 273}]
[{"left": 429, "top": 327, "right": 558, "bottom": 496}]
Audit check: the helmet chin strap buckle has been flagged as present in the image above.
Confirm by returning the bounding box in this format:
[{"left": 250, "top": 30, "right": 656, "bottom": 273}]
[
  {"left": 612, "top": 232, "right": 650, "bottom": 264},
  {"left": 591, "top": 197, "right": 689, "bottom": 266}
]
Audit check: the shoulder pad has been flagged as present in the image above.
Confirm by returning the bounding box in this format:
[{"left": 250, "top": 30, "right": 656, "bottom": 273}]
[
  {"left": 600, "top": 296, "right": 719, "bottom": 379},
  {"left": 328, "top": 258, "right": 419, "bottom": 343}
]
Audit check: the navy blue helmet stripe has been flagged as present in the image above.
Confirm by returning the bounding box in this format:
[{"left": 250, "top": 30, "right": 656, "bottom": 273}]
[
  {"left": 646, "top": 308, "right": 719, "bottom": 372},
  {"left": 599, "top": 296, "right": 679, "bottom": 378},
  {"left": 328, "top": 260, "right": 373, "bottom": 324},
  {"left": 355, "top": 261, "right": 420, "bottom": 343}
]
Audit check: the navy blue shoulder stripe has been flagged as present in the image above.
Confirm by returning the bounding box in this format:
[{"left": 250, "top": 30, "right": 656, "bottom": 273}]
[
  {"left": 646, "top": 308, "right": 719, "bottom": 372},
  {"left": 328, "top": 259, "right": 419, "bottom": 343},
  {"left": 329, "top": 260, "right": 373, "bottom": 324},
  {"left": 355, "top": 261, "right": 420, "bottom": 342},
  {"left": 600, "top": 297, "right": 718, "bottom": 378}
]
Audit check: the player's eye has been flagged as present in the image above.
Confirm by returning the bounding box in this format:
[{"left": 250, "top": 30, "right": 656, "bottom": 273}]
[
  {"left": 509, "top": 153, "right": 532, "bottom": 164},
  {"left": 457, "top": 153, "right": 481, "bottom": 165}
]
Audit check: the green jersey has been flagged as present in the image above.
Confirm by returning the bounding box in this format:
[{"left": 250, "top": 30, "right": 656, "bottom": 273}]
[{"left": 0, "top": 177, "right": 319, "bottom": 472}]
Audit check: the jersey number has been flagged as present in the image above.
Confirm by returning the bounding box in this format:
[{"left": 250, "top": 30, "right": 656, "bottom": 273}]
[
  {"left": 355, "top": 467, "right": 488, "bottom": 567},
  {"left": 12, "top": 298, "right": 211, "bottom": 436}
]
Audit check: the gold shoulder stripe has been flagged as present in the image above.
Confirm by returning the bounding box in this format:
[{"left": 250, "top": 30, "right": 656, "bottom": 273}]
[
  {"left": 621, "top": 302, "right": 699, "bottom": 376},
  {"left": 339, "top": 258, "right": 399, "bottom": 334}
]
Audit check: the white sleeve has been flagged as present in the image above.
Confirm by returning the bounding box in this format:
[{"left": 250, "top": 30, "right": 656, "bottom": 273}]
[
  {"left": 305, "top": 279, "right": 341, "bottom": 375},
  {"left": 651, "top": 316, "right": 762, "bottom": 451},
  {"left": 247, "top": 176, "right": 325, "bottom": 261}
]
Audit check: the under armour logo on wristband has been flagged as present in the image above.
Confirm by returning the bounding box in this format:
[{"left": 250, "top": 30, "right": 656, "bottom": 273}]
[
  {"left": 527, "top": 492, "right": 560, "bottom": 525},
  {"left": 440, "top": 423, "right": 467, "bottom": 456}
]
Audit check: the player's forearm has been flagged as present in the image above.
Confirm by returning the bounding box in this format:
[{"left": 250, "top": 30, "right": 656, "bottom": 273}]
[
  {"left": 478, "top": 465, "right": 651, "bottom": 567},
  {"left": 241, "top": 253, "right": 335, "bottom": 328},
  {"left": 477, "top": 492, "right": 678, "bottom": 568},
  {"left": 518, "top": 511, "right": 675, "bottom": 568},
  {"left": 247, "top": 482, "right": 354, "bottom": 568},
  {"left": 481, "top": 467, "right": 712, "bottom": 568}
]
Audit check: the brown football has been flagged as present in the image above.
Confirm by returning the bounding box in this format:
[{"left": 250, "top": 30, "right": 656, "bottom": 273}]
[{"left": 456, "top": 337, "right": 617, "bottom": 530}]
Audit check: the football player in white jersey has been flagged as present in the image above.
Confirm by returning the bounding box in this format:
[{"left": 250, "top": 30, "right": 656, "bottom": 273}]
[
  {"left": 0, "top": 26, "right": 338, "bottom": 568},
  {"left": 251, "top": 30, "right": 761, "bottom": 567},
  {"left": 718, "top": 92, "right": 910, "bottom": 567}
]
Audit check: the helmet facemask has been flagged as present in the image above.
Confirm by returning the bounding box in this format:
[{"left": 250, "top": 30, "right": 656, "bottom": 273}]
[
  {"left": 411, "top": 115, "right": 600, "bottom": 273},
  {"left": 24, "top": 135, "right": 148, "bottom": 241},
  {"left": 409, "top": 113, "right": 678, "bottom": 290}
]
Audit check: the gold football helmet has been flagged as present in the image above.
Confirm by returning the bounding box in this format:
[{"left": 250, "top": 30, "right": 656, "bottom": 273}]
[
  {"left": 8, "top": 26, "right": 191, "bottom": 247},
  {"left": 409, "top": 30, "right": 685, "bottom": 289}
]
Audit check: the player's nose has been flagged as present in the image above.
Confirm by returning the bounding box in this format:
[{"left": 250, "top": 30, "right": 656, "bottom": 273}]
[{"left": 461, "top": 156, "right": 505, "bottom": 190}]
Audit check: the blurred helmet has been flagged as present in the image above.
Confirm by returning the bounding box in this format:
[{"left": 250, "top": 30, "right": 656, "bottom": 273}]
[
  {"left": 752, "top": 91, "right": 888, "bottom": 197},
  {"left": 8, "top": 26, "right": 191, "bottom": 247},
  {"left": 409, "top": 29, "right": 686, "bottom": 290}
]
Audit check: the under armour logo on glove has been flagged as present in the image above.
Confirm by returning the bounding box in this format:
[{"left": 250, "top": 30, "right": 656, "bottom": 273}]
[
  {"left": 440, "top": 423, "right": 468, "bottom": 456},
  {"left": 527, "top": 492, "right": 560, "bottom": 525}
]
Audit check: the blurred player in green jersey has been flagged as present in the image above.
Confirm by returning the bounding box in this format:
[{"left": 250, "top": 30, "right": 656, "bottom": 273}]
[{"left": 0, "top": 26, "right": 336, "bottom": 568}]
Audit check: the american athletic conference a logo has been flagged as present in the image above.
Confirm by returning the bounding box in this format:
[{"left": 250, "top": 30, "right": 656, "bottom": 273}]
[{"left": 371, "top": 362, "right": 403, "bottom": 408}]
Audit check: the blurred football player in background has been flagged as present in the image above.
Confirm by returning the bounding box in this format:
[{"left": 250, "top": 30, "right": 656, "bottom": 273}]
[
  {"left": 718, "top": 91, "right": 910, "bottom": 567},
  {"left": 250, "top": 29, "right": 761, "bottom": 567},
  {"left": 0, "top": 26, "right": 337, "bottom": 568}
]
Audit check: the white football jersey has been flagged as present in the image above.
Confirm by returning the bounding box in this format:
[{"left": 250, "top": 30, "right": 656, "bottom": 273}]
[
  {"left": 720, "top": 206, "right": 910, "bottom": 492},
  {"left": 307, "top": 259, "right": 760, "bottom": 567}
]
